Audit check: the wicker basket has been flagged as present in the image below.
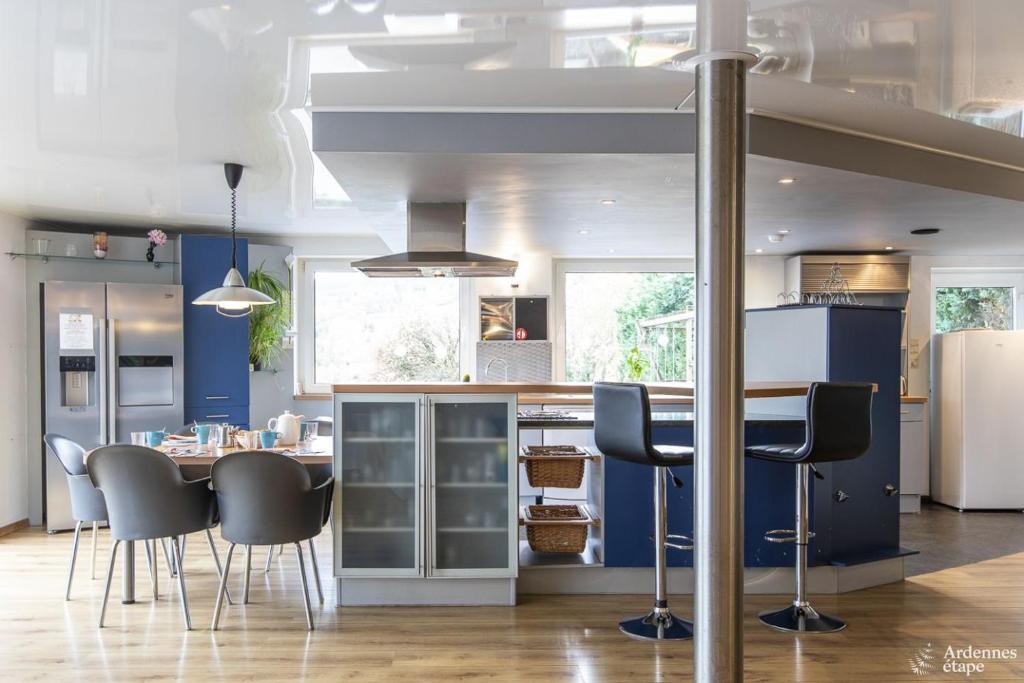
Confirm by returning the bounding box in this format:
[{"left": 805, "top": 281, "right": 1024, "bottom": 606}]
[
  {"left": 522, "top": 504, "right": 592, "bottom": 554},
  {"left": 519, "top": 445, "right": 591, "bottom": 488}
]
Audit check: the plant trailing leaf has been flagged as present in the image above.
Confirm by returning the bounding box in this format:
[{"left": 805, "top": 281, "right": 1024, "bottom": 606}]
[{"left": 247, "top": 264, "right": 291, "bottom": 371}]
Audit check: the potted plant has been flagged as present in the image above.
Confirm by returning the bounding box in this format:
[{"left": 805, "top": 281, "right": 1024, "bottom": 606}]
[{"left": 247, "top": 264, "right": 291, "bottom": 371}]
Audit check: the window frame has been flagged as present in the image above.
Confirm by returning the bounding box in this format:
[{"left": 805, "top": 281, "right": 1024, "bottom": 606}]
[
  {"left": 552, "top": 258, "right": 695, "bottom": 382},
  {"left": 931, "top": 268, "right": 1024, "bottom": 334},
  {"left": 295, "top": 257, "right": 470, "bottom": 394}
]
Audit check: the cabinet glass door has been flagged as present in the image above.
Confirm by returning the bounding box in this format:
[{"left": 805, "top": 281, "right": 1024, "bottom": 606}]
[
  {"left": 429, "top": 395, "right": 516, "bottom": 577},
  {"left": 334, "top": 395, "right": 421, "bottom": 577}
]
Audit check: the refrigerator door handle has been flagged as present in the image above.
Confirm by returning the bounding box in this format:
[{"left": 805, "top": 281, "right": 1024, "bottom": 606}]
[
  {"left": 98, "top": 319, "right": 108, "bottom": 445},
  {"left": 107, "top": 318, "right": 118, "bottom": 444}
]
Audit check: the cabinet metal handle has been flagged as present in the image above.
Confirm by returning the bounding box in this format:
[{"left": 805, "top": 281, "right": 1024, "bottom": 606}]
[
  {"left": 205, "top": 395, "right": 230, "bottom": 400},
  {"left": 205, "top": 414, "right": 230, "bottom": 419}
]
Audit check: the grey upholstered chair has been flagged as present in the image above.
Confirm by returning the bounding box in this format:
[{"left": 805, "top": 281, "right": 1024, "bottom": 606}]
[
  {"left": 43, "top": 434, "right": 109, "bottom": 600},
  {"left": 210, "top": 451, "right": 334, "bottom": 631},
  {"left": 86, "top": 444, "right": 225, "bottom": 630}
]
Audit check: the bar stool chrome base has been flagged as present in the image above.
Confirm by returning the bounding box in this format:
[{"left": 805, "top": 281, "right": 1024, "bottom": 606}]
[
  {"left": 758, "top": 603, "right": 846, "bottom": 634},
  {"left": 620, "top": 608, "right": 694, "bottom": 641}
]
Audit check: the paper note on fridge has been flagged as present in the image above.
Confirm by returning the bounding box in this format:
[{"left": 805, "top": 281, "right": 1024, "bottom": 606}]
[{"left": 59, "top": 313, "right": 93, "bottom": 350}]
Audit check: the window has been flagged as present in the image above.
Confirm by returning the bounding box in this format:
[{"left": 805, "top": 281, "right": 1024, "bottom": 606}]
[
  {"left": 298, "top": 261, "right": 462, "bottom": 391},
  {"left": 935, "top": 287, "right": 1014, "bottom": 333},
  {"left": 932, "top": 270, "right": 1024, "bottom": 334},
  {"left": 555, "top": 260, "right": 694, "bottom": 382}
]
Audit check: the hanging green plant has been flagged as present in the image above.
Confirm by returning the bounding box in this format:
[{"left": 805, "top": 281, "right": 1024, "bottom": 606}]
[{"left": 247, "top": 264, "right": 291, "bottom": 371}]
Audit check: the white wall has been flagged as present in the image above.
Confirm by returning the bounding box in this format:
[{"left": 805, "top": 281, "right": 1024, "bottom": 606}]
[
  {"left": 0, "top": 213, "right": 28, "bottom": 528},
  {"left": 907, "top": 254, "right": 1024, "bottom": 397}
]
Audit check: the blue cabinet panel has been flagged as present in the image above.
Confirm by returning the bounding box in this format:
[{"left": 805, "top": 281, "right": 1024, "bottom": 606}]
[
  {"left": 180, "top": 234, "right": 250, "bottom": 414},
  {"left": 825, "top": 306, "right": 902, "bottom": 562},
  {"left": 185, "top": 404, "right": 250, "bottom": 429}
]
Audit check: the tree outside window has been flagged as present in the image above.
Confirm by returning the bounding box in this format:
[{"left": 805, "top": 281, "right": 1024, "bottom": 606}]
[{"left": 935, "top": 287, "right": 1014, "bottom": 333}]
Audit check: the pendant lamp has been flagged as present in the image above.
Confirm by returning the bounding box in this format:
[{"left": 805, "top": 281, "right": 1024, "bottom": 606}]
[{"left": 192, "top": 163, "right": 275, "bottom": 317}]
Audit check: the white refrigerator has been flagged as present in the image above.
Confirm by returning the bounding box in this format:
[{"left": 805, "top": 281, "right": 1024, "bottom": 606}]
[{"left": 931, "top": 329, "right": 1024, "bottom": 510}]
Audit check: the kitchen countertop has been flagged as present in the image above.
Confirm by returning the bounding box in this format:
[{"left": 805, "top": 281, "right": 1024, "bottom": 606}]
[
  {"left": 901, "top": 395, "right": 928, "bottom": 403},
  {"left": 330, "top": 381, "right": 815, "bottom": 398},
  {"left": 518, "top": 411, "right": 804, "bottom": 429}
]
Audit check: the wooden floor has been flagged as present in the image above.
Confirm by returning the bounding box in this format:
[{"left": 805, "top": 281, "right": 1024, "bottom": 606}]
[{"left": 4, "top": 527, "right": 1024, "bottom": 681}]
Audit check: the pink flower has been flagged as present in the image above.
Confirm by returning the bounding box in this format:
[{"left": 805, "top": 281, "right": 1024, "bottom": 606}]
[{"left": 147, "top": 229, "right": 168, "bottom": 246}]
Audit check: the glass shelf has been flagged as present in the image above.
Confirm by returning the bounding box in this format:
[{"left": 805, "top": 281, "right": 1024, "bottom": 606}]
[{"left": 6, "top": 252, "right": 177, "bottom": 268}]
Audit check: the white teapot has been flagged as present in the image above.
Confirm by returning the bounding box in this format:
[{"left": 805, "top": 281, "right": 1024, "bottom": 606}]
[{"left": 268, "top": 410, "right": 305, "bottom": 446}]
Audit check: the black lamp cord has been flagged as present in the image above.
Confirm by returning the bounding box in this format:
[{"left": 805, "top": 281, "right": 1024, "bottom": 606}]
[{"left": 230, "top": 185, "right": 238, "bottom": 269}]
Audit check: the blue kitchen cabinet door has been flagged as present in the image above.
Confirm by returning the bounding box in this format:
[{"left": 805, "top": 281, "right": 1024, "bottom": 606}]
[
  {"left": 185, "top": 404, "right": 250, "bottom": 430},
  {"left": 181, "top": 234, "right": 250, "bottom": 413}
]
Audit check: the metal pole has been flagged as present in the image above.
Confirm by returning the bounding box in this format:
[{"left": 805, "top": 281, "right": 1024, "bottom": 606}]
[{"left": 693, "top": 1, "right": 755, "bottom": 679}]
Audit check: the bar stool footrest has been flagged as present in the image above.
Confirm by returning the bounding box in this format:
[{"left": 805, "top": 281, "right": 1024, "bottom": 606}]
[
  {"left": 648, "top": 533, "right": 694, "bottom": 551},
  {"left": 763, "top": 529, "right": 816, "bottom": 544}
]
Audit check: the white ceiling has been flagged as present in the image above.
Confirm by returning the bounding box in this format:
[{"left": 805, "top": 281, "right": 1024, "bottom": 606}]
[
  {"left": 1, "top": 0, "right": 1024, "bottom": 258},
  {"left": 316, "top": 151, "right": 1024, "bottom": 257}
]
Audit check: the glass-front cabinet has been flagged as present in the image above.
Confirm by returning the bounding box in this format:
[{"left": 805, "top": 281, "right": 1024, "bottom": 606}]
[
  {"left": 333, "top": 393, "right": 517, "bottom": 580},
  {"left": 335, "top": 395, "right": 421, "bottom": 577},
  {"left": 429, "top": 396, "right": 517, "bottom": 577}
]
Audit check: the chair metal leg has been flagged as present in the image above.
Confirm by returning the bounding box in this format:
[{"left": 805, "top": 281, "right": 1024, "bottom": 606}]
[
  {"left": 99, "top": 540, "right": 120, "bottom": 628},
  {"left": 619, "top": 467, "right": 693, "bottom": 641},
  {"left": 179, "top": 534, "right": 187, "bottom": 567},
  {"left": 308, "top": 539, "right": 324, "bottom": 605},
  {"left": 144, "top": 538, "right": 158, "bottom": 600},
  {"left": 211, "top": 543, "right": 236, "bottom": 631},
  {"left": 205, "top": 529, "right": 233, "bottom": 605},
  {"left": 91, "top": 522, "right": 98, "bottom": 580},
  {"left": 264, "top": 545, "right": 275, "bottom": 573},
  {"left": 758, "top": 463, "right": 845, "bottom": 634},
  {"left": 170, "top": 537, "right": 192, "bottom": 631},
  {"left": 242, "top": 545, "right": 252, "bottom": 604},
  {"left": 294, "top": 543, "right": 314, "bottom": 631},
  {"left": 65, "top": 520, "right": 83, "bottom": 601},
  {"left": 161, "top": 538, "right": 176, "bottom": 577}
]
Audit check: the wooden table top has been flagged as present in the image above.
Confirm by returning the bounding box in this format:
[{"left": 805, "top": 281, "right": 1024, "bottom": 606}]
[
  {"left": 330, "top": 381, "right": 817, "bottom": 398},
  {"left": 157, "top": 437, "right": 332, "bottom": 466}
]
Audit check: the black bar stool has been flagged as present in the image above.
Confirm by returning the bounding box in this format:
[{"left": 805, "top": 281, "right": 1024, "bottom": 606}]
[
  {"left": 594, "top": 382, "right": 693, "bottom": 641},
  {"left": 746, "top": 381, "right": 873, "bottom": 633}
]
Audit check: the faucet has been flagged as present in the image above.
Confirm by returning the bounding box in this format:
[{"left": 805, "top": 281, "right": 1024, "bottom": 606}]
[{"left": 484, "top": 357, "right": 510, "bottom": 382}]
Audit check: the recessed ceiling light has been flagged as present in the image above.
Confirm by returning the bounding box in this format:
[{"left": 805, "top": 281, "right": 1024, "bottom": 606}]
[
  {"left": 578, "top": 229, "right": 590, "bottom": 235},
  {"left": 768, "top": 234, "right": 785, "bottom": 243},
  {"left": 777, "top": 229, "right": 791, "bottom": 234},
  {"left": 911, "top": 227, "right": 941, "bottom": 236},
  {"left": 607, "top": 248, "right": 616, "bottom": 254},
  {"left": 777, "top": 177, "right": 796, "bottom": 185},
  {"left": 884, "top": 246, "right": 894, "bottom": 251},
  {"left": 600, "top": 199, "right": 616, "bottom": 205},
  {"left": 843, "top": 87, "right": 856, "bottom": 94},
  {"left": 754, "top": 248, "right": 764, "bottom": 254}
]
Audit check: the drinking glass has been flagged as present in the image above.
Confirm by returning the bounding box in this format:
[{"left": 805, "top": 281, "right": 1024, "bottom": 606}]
[{"left": 130, "top": 432, "right": 146, "bottom": 446}]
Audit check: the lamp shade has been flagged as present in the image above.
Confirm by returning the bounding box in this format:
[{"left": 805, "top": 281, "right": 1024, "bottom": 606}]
[{"left": 193, "top": 267, "right": 275, "bottom": 316}]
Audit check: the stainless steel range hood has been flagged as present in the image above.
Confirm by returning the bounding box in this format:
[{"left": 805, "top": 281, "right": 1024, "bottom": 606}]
[{"left": 352, "top": 202, "right": 517, "bottom": 278}]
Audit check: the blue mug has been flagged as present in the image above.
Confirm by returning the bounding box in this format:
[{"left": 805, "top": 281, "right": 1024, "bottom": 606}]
[
  {"left": 259, "top": 431, "right": 280, "bottom": 449},
  {"left": 146, "top": 431, "right": 166, "bottom": 447},
  {"left": 192, "top": 423, "right": 212, "bottom": 444}
]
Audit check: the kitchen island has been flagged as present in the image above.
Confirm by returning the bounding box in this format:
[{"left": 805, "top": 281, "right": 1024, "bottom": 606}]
[{"left": 331, "top": 381, "right": 905, "bottom": 606}]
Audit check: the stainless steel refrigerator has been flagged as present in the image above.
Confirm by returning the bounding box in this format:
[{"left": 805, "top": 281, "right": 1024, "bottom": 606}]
[{"left": 42, "top": 282, "right": 184, "bottom": 532}]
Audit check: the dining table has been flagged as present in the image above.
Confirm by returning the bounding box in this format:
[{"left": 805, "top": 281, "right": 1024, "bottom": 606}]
[{"left": 115, "top": 436, "right": 333, "bottom": 605}]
